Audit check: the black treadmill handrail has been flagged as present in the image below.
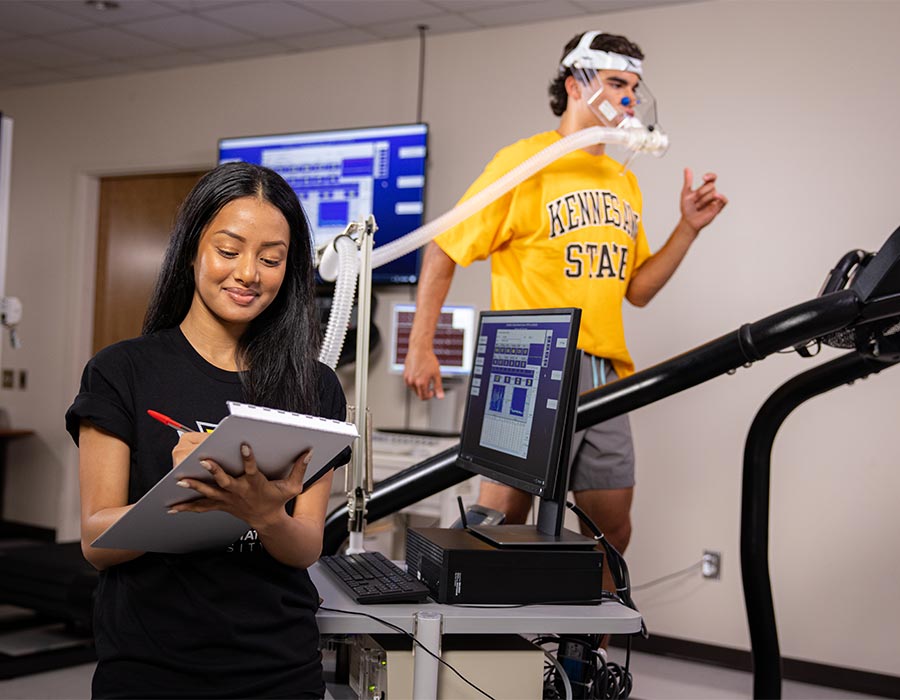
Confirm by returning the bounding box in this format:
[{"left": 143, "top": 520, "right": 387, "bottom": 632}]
[
  {"left": 323, "top": 446, "right": 464, "bottom": 554},
  {"left": 575, "top": 289, "right": 862, "bottom": 430},
  {"left": 741, "top": 351, "right": 899, "bottom": 699},
  {"left": 323, "top": 288, "right": 863, "bottom": 554}
]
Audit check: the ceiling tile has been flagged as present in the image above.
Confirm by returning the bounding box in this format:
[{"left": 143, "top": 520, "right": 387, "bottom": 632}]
[
  {"left": 0, "top": 37, "right": 99, "bottom": 68},
  {"left": 0, "top": 67, "right": 71, "bottom": 88},
  {"left": 198, "top": 1, "right": 343, "bottom": 38},
  {"left": 277, "top": 27, "right": 378, "bottom": 52},
  {"left": 123, "top": 13, "right": 257, "bottom": 49},
  {"left": 157, "top": 0, "right": 246, "bottom": 11},
  {"left": 297, "top": 0, "right": 436, "bottom": 26},
  {"left": 128, "top": 50, "right": 217, "bottom": 71},
  {"left": 0, "top": 1, "right": 94, "bottom": 36},
  {"left": 366, "top": 13, "right": 479, "bottom": 40},
  {"left": 0, "top": 57, "right": 34, "bottom": 76},
  {"left": 62, "top": 60, "right": 141, "bottom": 79},
  {"left": 463, "top": 0, "right": 583, "bottom": 27},
  {"left": 570, "top": 0, "right": 687, "bottom": 11},
  {"left": 33, "top": 0, "right": 177, "bottom": 25},
  {"left": 427, "top": 0, "right": 542, "bottom": 11},
  {"left": 50, "top": 26, "right": 177, "bottom": 59},
  {"left": 199, "top": 40, "right": 292, "bottom": 61}
]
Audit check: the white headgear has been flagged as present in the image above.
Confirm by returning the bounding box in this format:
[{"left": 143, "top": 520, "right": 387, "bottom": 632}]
[{"left": 560, "top": 31, "right": 643, "bottom": 76}]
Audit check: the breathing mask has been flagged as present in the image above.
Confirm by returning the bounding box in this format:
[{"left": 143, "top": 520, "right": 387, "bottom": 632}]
[{"left": 560, "top": 31, "right": 660, "bottom": 132}]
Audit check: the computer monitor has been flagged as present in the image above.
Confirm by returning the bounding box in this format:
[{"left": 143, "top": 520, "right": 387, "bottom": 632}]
[
  {"left": 388, "top": 303, "right": 477, "bottom": 377},
  {"left": 218, "top": 123, "right": 428, "bottom": 285},
  {"left": 456, "top": 308, "right": 593, "bottom": 548}
]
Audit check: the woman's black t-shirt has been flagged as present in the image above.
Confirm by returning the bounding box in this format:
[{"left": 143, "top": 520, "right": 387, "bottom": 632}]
[{"left": 66, "top": 328, "right": 348, "bottom": 699}]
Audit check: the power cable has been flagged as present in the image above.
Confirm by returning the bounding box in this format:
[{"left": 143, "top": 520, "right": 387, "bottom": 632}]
[{"left": 631, "top": 559, "right": 703, "bottom": 592}]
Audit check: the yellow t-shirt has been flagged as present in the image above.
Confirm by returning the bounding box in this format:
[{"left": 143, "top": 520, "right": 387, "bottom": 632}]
[{"left": 435, "top": 131, "right": 652, "bottom": 378}]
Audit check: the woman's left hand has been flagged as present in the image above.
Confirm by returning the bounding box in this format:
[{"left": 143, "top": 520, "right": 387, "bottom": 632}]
[{"left": 168, "top": 443, "right": 313, "bottom": 529}]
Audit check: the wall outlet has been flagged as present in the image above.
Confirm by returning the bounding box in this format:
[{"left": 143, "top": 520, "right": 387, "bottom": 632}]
[{"left": 702, "top": 550, "right": 721, "bottom": 579}]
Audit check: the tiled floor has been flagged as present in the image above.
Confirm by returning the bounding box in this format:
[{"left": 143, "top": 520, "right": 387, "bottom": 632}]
[
  {"left": 607, "top": 648, "right": 882, "bottom": 700},
  {"left": 0, "top": 651, "right": 886, "bottom": 699}
]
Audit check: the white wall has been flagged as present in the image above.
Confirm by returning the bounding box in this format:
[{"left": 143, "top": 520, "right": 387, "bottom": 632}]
[{"left": 1, "top": 0, "right": 898, "bottom": 677}]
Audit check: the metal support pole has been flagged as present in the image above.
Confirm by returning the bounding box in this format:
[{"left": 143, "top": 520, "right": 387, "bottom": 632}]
[
  {"left": 412, "top": 610, "right": 443, "bottom": 700},
  {"left": 346, "top": 217, "right": 377, "bottom": 554}
]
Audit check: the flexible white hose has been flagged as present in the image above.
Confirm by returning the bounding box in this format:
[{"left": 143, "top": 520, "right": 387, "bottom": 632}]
[
  {"left": 370, "top": 125, "right": 667, "bottom": 269},
  {"left": 317, "top": 125, "right": 667, "bottom": 364},
  {"left": 317, "top": 234, "right": 359, "bottom": 369}
]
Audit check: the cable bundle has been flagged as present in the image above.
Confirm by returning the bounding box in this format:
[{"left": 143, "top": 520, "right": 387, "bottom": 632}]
[
  {"left": 535, "top": 634, "right": 633, "bottom": 699},
  {"left": 565, "top": 501, "right": 646, "bottom": 637}
]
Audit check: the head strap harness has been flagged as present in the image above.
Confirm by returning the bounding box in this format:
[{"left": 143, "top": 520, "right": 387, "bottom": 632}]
[{"left": 560, "top": 30, "right": 643, "bottom": 75}]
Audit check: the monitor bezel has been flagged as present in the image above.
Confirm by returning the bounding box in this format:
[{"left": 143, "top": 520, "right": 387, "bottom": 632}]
[
  {"left": 217, "top": 121, "right": 429, "bottom": 286},
  {"left": 456, "top": 307, "right": 582, "bottom": 501}
]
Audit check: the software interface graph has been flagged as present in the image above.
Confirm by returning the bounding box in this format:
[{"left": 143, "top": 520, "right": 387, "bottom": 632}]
[
  {"left": 458, "top": 310, "right": 579, "bottom": 495},
  {"left": 218, "top": 124, "right": 427, "bottom": 284},
  {"left": 474, "top": 326, "right": 560, "bottom": 459},
  {"left": 263, "top": 141, "right": 378, "bottom": 243}
]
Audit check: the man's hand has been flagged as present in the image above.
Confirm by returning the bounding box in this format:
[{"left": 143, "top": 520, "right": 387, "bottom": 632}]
[
  {"left": 403, "top": 343, "right": 444, "bottom": 400},
  {"left": 680, "top": 168, "right": 728, "bottom": 235}
]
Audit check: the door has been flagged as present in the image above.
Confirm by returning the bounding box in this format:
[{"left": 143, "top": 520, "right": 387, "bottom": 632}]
[{"left": 93, "top": 171, "right": 204, "bottom": 353}]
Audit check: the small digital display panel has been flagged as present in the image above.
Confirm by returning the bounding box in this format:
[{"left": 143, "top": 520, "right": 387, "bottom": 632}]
[
  {"left": 389, "top": 303, "right": 477, "bottom": 377},
  {"left": 218, "top": 123, "right": 427, "bottom": 285},
  {"left": 457, "top": 309, "right": 580, "bottom": 496}
]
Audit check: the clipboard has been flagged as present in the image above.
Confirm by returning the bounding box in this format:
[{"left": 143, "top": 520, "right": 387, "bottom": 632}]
[{"left": 92, "top": 401, "right": 358, "bottom": 554}]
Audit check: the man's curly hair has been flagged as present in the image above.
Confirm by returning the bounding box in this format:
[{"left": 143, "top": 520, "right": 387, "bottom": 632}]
[{"left": 548, "top": 32, "right": 644, "bottom": 116}]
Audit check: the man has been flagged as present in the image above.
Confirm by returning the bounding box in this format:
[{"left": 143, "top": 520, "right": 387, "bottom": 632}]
[{"left": 403, "top": 31, "right": 727, "bottom": 574}]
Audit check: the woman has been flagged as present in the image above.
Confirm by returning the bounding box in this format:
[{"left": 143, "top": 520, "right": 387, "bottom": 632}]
[{"left": 66, "top": 162, "right": 348, "bottom": 698}]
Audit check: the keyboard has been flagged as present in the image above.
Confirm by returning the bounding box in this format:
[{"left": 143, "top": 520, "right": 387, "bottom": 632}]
[{"left": 318, "top": 551, "right": 431, "bottom": 604}]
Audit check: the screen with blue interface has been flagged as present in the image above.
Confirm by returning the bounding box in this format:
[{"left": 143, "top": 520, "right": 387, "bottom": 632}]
[
  {"left": 457, "top": 309, "right": 580, "bottom": 497},
  {"left": 218, "top": 123, "right": 427, "bottom": 285}
]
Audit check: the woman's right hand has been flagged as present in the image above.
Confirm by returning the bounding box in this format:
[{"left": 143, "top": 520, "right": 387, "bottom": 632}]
[{"left": 172, "top": 431, "right": 209, "bottom": 468}]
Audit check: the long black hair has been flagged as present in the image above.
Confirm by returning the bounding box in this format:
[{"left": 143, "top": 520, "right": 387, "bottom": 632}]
[{"left": 143, "top": 162, "right": 321, "bottom": 415}]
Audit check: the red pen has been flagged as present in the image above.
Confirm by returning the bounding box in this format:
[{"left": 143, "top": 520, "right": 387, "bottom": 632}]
[{"left": 147, "top": 410, "right": 196, "bottom": 433}]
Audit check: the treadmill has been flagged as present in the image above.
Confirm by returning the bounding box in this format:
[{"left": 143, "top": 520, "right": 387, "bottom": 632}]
[{"left": 324, "top": 224, "right": 900, "bottom": 699}]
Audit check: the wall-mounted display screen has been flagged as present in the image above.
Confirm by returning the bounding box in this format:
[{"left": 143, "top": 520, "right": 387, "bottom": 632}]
[{"left": 219, "top": 123, "right": 427, "bottom": 285}]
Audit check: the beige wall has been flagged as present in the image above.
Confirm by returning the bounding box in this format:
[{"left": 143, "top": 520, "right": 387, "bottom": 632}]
[{"left": 1, "top": 0, "right": 898, "bottom": 677}]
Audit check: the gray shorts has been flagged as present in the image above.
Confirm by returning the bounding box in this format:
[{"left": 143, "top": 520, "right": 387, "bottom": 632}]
[{"left": 567, "top": 354, "right": 635, "bottom": 491}]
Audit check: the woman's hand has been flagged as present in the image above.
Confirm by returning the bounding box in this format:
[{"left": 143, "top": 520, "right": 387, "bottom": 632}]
[
  {"left": 171, "top": 431, "right": 209, "bottom": 468},
  {"left": 167, "top": 443, "right": 313, "bottom": 531}
]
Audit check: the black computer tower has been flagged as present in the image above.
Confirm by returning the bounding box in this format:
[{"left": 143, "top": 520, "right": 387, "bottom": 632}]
[{"left": 405, "top": 527, "right": 603, "bottom": 605}]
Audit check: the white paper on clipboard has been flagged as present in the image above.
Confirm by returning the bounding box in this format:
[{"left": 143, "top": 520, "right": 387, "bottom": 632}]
[{"left": 92, "top": 401, "right": 357, "bottom": 554}]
